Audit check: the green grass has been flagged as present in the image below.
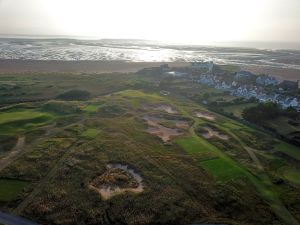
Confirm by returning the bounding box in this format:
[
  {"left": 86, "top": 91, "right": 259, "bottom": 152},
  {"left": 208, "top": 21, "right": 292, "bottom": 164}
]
[
  {"left": 83, "top": 104, "right": 100, "bottom": 112},
  {"left": 275, "top": 142, "right": 300, "bottom": 161},
  {"left": 200, "top": 158, "right": 245, "bottom": 181},
  {"left": 176, "top": 136, "right": 213, "bottom": 154},
  {"left": 0, "top": 110, "right": 51, "bottom": 125},
  {"left": 279, "top": 167, "right": 300, "bottom": 185},
  {"left": 0, "top": 179, "right": 29, "bottom": 201},
  {"left": 176, "top": 135, "right": 245, "bottom": 181},
  {"left": 81, "top": 128, "right": 101, "bottom": 138},
  {"left": 0, "top": 110, "right": 54, "bottom": 134}
]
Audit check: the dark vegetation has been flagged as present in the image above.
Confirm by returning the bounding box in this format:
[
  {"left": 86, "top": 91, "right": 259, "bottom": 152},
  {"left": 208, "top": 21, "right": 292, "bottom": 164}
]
[
  {"left": 0, "top": 72, "right": 299, "bottom": 225},
  {"left": 56, "top": 90, "right": 91, "bottom": 101}
]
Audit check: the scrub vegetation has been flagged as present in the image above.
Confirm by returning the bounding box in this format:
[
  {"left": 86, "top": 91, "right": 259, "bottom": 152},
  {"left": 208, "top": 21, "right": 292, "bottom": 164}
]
[{"left": 0, "top": 72, "right": 299, "bottom": 225}]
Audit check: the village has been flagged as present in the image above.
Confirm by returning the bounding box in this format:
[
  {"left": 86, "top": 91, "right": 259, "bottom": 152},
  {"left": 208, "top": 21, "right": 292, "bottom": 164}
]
[{"left": 139, "top": 61, "right": 300, "bottom": 111}]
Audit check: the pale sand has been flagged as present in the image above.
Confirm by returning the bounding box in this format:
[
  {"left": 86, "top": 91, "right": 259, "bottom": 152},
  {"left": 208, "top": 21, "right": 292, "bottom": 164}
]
[
  {"left": 90, "top": 163, "right": 144, "bottom": 200},
  {"left": 0, "top": 60, "right": 188, "bottom": 74},
  {"left": 240, "top": 65, "right": 300, "bottom": 82}
]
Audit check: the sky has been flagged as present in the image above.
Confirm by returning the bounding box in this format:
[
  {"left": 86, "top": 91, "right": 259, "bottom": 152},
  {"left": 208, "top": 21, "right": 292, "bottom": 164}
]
[{"left": 0, "top": 0, "right": 300, "bottom": 45}]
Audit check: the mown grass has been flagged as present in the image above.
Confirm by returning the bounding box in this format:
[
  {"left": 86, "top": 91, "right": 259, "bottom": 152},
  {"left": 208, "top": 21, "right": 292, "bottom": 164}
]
[
  {"left": 83, "top": 104, "right": 99, "bottom": 112},
  {"left": 0, "top": 109, "right": 54, "bottom": 134},
  {"left": 177, "top": 135, "right": 246, "bottom": 181},
  {"left": 81, "top": 128, "right": 101, "bottom": 138},
  {"left": 0, "top": 179, "right": 29, "bottom": 201},
  {"left": 200, "top": 158, "right": 245, "bottom": 181}
]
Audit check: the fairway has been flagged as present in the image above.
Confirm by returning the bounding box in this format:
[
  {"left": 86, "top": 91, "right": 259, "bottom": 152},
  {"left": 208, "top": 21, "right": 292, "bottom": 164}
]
[
  {"left": 0, "top": 109, "right": 54, "bottom": 134},
  {"left": 200, "top": 158, "right": 245, "bottom": 181}
]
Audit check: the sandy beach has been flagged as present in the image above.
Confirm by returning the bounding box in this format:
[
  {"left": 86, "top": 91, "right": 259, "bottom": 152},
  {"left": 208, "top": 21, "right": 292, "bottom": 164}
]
[
  {"left": 0, "top": 59, "right": 298, "bottom": 81},
  {"left": 0, "top": 60, "right": 188, "bottom": 74}
]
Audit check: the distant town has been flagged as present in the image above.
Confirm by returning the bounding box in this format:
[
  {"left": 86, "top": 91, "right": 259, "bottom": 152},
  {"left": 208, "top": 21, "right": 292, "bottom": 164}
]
[{"left": 138, "top": 61, "right": 300, "bottom": 111}]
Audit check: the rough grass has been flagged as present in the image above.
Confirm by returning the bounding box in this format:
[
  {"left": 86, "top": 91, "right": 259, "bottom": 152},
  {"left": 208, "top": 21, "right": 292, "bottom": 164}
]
[
  {"left": 223, "top": 103, "right": 257, "bottom": 118},
  {"left": 274, "top": 142, "right": 300, "bottom": 161},
  {"left": 0, "top": 179, "right": 29, "bottom": 201}
]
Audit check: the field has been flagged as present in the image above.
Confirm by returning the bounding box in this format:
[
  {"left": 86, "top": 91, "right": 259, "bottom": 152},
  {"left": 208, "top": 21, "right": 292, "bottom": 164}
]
[{"left": 0, "top": 72, "right": 299, "bottom": 225}]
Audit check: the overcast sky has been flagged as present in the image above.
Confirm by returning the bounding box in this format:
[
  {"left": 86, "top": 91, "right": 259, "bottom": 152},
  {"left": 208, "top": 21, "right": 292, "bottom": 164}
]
[{"left": 0, "top": 0, "right": 300, "bottom": 44}]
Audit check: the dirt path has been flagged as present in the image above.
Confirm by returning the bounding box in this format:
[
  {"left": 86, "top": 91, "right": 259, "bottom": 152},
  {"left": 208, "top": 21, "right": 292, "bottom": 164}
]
[
  {"left": 0, "top": 136, "right": 25, "bottom": 172},
  {"left": 226, "top": 130, "right": 264, "bottom": 171}
]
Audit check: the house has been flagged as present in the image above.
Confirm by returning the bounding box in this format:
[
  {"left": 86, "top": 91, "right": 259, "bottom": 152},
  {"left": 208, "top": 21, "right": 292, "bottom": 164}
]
[
  {"left": 190, "top": 61, "right": 214, "bottom": 73},
  {"left": 256, "top": 75, "right": 278, "bottom": 86},
  {"left": 160, "top": 64, "right": 170, "bottom": 72},
  {"left": 235, "top": 71, "right": 255, "bottom": 80},
  {"left": 279, "top": 80, "right": 299, "bottom": 91}
]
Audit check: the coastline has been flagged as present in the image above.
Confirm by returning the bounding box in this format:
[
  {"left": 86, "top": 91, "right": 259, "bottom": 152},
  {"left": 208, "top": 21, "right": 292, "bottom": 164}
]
[
  {"left": 0, "top": 60, "right": 188, "bottom": 74},
  {"left": 0, "top": 59, "right": 299, "bottom": 82}
]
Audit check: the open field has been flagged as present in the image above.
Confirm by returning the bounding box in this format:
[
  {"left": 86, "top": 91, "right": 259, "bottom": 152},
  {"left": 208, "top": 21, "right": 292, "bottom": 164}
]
[{"left": 0, "top": 71, "right": 299, "bottom": 225}]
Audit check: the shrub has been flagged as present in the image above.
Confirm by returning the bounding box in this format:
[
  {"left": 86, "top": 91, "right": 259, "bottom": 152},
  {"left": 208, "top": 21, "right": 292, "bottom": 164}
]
[
  {"left": 56, "top": 90, "right": 91, "bottom": 101},
  {"left": 43, "top": 100, "right": 82, "bottom": 114}
]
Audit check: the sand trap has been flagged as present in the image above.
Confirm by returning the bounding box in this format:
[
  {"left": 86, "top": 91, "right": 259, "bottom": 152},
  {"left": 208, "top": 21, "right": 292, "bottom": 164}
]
[
  {"left": 143, "top": 115, "right": 183, "bottom": 142},
  {"left": 155, "top": 105, "right": 178, "bottom": 114},
  {"left": 201, "top": 127, "right": 228, "bottom": 140},
  {"left": 89, "top": 163, "right": 144, "bottom": 200},
  {"left": 195, "top": 111, "right": 215, "bottom": 121},
  {"left": 175, "top": 121, "right": 190, "bottom": 129}
]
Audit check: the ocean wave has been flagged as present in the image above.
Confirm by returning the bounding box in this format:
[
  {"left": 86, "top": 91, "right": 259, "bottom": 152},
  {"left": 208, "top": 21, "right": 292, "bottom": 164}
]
[{"left": 0, "top": 38, "right": 300, "bottom": 70}]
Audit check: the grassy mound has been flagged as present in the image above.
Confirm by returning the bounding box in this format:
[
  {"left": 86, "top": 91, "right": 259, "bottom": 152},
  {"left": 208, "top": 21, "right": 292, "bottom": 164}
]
[{"left": 43, "top": 100, "right": 82, "bottom": 115}]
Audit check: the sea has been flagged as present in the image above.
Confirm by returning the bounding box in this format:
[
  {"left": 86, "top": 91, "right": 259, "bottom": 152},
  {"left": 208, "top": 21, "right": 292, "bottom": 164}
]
[{"left": 0, "top": 37, "right": 300, "bottom": 70}]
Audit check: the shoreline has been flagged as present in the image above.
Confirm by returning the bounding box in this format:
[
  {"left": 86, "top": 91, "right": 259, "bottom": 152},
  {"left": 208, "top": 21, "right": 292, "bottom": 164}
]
[
  {"left": 0, "top": 60, "right": 188, "bottom": 74},
  {"left": 0, "top": 59, "right": 299, "bottom": 81}
]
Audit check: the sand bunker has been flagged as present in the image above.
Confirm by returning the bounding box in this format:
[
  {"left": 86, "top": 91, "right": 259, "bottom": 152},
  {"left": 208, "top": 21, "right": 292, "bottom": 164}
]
[
  {"left": 143, "top": 115, "right": 183, "bottom": 142},
  {"left": 195, "top": 111, "right": 215, "bottom": 121},
  {"left": 201, "top": 127, "right": 228, "bottom": 140},
  {"left": 175, "top": 121, "right": 190, "bottom": 129},
  {"left": 89, "top": 163, "right": 144, "bottom": 200},
  {"left": 154, "top": 105, "right": 178, "bottom": 114}
]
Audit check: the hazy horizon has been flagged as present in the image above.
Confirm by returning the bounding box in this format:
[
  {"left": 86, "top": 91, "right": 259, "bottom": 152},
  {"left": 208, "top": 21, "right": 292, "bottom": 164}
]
[{"left": 0, "top": 0, "right": 300, "bottom": 49}]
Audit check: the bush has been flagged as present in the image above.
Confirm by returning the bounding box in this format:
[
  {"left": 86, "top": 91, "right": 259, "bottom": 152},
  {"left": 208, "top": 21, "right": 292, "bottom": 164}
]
[
  {"left": 43, "top": 100, "right": 82, "bottom": 114},
  {"left": 56, "top": 90, "right": 91, "bottom": 101},
  {"left": 242, "top": 102, "right": 281, "bottom": 123}
]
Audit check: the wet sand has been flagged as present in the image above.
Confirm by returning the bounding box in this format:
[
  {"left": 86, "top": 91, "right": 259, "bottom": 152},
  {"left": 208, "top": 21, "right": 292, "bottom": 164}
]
[{"left": 0, "top": 60, "right": 188, "bottom": 74}]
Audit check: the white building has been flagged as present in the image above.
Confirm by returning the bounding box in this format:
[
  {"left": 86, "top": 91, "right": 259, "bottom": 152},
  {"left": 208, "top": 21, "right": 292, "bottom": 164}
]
[{"left": 256, "top": 75, "right": 278, "bottom": 86}]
